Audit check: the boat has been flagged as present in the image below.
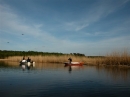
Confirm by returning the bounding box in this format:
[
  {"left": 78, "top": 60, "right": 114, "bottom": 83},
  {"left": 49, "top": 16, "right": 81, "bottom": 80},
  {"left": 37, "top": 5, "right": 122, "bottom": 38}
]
[
  {"left": 64, "top": 62, "right": 84, "bottom": 66},
  {"left": 20, "top": 60, "right": 27, "bottom": 65},
  {"left": 20, "top": 61, "right": 35, "bottom": 67}
]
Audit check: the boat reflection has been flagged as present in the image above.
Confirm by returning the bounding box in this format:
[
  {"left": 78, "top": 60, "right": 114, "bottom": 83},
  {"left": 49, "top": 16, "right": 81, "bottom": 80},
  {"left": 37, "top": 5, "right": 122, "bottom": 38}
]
[
  {"left": 0, "top": 61, "right": 130, "bottom": 81},
  {"left": 20, "top": 63, "right": 35, "bottom": 71},
  {"left": 21, "top": 64, "right": 26, "bottom": 70},
  {"left": 64, "top": 64, "right": 83, "bottom": 73},
  {"left": 22, "top": 65, "right": 35, "bottom": 70},
  {"left": 69, "top": 65, "right": 72, "bottom": 72}
]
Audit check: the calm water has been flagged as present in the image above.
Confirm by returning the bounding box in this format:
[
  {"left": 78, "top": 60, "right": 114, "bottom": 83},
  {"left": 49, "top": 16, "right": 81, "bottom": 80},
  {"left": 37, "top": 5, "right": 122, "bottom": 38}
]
[{"left": 0, "top": 61, "right": 130, "bottom": 97}]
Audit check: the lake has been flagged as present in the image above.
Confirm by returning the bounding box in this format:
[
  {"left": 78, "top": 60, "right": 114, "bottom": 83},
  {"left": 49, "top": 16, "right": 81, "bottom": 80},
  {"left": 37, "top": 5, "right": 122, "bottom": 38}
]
[{"left": 0, "top": 61, "right": 130, "bottom": 97}]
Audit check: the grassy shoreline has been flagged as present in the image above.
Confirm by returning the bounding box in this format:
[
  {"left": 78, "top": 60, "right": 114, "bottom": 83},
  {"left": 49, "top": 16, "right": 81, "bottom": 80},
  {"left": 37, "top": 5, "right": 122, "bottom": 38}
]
[{"left": 0, "top": 51, "right": 130, "bottom": 66}]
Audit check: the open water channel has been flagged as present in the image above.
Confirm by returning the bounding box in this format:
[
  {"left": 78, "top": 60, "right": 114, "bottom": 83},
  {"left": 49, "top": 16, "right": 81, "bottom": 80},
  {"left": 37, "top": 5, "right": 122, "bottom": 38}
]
[{"left": 0, "top": 61, "right": 130, "bottom": 97}]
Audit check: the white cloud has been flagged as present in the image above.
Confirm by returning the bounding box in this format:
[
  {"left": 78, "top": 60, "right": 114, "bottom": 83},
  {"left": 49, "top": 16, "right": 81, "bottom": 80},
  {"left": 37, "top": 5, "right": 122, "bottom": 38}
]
[
  {"left": 82, "top": 0, "right": 130, "bottom": 24},
  {"left": 75, "top": 24, "right": 89, "bottom": 31},
  {"left": 0, "top": 4, "right": 55, "bottom": 40},
  {"left": 34, "top": 24, "right": 43, "bottom": 29},
  {"left": 59, "top": 0, "right": 129, "bottom": 33},
  {"left": 0, "top": 1, "right": 130, "bottom": 55},
  {"left": 62, "top": 21, "right": 89, "bottom": 31},
  {"left": 0, "top": 4, "right": 89, "bottom": 53},
  {"left": 0, "top": 4, "right": 60, "bottom": 51}
]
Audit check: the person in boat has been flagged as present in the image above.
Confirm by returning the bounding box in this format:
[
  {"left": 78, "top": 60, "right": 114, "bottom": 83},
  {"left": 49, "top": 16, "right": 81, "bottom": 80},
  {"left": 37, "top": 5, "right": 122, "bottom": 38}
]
[
  {"left": 22, "top": 57, "right": 27, "bottom": 62},
  {"left": 68, "top": 57, "right": 72, "bottom": 64},
  {"left": 27, "top": 57, "right": 31, "bottom": 62}
]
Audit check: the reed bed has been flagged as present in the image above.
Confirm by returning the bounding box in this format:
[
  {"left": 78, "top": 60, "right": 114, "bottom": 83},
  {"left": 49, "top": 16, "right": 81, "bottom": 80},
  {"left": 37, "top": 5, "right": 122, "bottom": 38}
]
[
  {"left": 4, "top": 51, "right": 130, "bottom": 66},
  {"left": 94, "top": 51, "right": 130, "bottom": 66},
  {"left": 6, "top": 55, "right": 88, "bottom": 63}
]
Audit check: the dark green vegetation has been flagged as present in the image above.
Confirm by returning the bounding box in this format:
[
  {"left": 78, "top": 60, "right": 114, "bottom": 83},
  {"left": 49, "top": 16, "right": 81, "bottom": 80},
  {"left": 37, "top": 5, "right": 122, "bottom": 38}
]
[
  {"left": 87, "top": 56, "right": 105, "bottom": 58},
  {"left": 0, "top": 50, "right": 85, "bottom": 59}
]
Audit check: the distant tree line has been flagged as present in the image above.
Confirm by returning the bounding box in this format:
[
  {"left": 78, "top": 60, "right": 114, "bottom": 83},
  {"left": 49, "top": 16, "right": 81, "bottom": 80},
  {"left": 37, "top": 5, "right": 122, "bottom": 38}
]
[
  {"left": 0, "top": 50, "right": 85, "bottom": 59},
  {"left": 87, "top": 56, "right": 105, "bottom": 58},
  {"left": 70, "top": 53, "right": 85, "bottom": 56}
]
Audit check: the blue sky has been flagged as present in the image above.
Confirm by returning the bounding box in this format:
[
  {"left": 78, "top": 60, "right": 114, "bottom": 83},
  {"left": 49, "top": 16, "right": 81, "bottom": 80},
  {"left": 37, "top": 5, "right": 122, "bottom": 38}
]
[{"left": 0, "top": 0, "right": 130, "bottom": 55}]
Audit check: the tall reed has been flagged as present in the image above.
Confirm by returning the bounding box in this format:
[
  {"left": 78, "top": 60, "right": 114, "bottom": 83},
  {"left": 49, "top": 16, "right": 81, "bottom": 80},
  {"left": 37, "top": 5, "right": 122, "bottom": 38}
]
[
  {"left": 94, "top": 51, "right": 130, "bottom": 66},
  {"left": 5, "top": 51, "right": 130, "bottom": 66},
  {"left": 7, "top": 55, "right": 88, "bottom": 63}
]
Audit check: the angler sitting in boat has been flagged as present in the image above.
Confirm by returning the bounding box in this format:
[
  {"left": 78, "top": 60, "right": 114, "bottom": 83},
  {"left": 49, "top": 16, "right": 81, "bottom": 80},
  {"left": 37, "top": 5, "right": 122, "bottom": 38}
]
[
  {"left": 22, "top": 57, "right": 27, "bottom": 62},
  {"left": 20, "top": 57, "right": 27, "bottom": 65},
  {"left": 27, "top": 57, "right": 35, "bottom": 65},
  {"left": 27, "top": 57, "right": 31, "bottom": 62},
  {"left": 20, "top": 57, "right": 35, "bottom": 67}
]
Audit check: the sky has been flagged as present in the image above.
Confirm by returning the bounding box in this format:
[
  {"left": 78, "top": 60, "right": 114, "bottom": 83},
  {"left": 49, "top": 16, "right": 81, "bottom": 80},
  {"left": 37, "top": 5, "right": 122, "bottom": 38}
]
[{"left": 0, "top": 0, "right": 130, "bottom": 56}]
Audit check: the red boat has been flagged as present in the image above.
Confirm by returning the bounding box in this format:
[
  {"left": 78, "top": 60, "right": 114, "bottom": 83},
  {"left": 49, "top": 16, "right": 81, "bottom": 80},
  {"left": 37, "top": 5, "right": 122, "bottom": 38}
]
[{"left": 64, "top": 62, "right": 84, "bottom": 66}]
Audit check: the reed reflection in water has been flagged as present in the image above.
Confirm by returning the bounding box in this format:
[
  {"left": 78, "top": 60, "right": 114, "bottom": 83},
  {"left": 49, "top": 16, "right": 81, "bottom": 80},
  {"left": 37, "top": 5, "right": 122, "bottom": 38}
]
[
  {"left": 0, "top": 61, "right": 130, "bottom": 97},
  {"left": 95, "top": 65, "right": 130, "bottom": 82}
]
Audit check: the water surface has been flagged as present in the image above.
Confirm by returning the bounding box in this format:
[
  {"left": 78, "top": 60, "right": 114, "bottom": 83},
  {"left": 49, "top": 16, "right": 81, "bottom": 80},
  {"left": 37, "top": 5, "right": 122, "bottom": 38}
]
[{"left": 0, "top": 61, "right": 130, "bottom": 97}]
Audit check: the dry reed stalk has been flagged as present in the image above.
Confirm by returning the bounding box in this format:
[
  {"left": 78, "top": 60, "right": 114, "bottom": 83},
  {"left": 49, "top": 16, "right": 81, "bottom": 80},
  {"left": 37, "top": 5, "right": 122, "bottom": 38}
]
[
  {"left": 85, "top": 51, "right": 130, "bottom": 66},
  {"left": 95, "top": 51, "right": 130, "bottom": 66},
  {"left": 6, "top": 51, "right": 130, "bottom": 66},
  {"left": 7, "top": 55, "right": 88, "bottom": 63}
]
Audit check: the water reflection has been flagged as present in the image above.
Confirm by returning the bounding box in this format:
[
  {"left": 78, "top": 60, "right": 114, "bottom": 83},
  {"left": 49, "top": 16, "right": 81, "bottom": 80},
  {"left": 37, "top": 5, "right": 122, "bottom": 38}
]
[
  {"left": 21, "top": 64, "right": 26, "bottom": 70},
  {"left": 19, "top": 62, "right": 35, "bottom": 71},
  {"left": 69, "top": 65, "right": 72, "bottom": 73},
  {"left": 1, "top": 61, "right": 130, "bottom": 80},
  {"left": 20, "top": 64, "right": 35, "bottom": 71},
  {"left": 0, "top": 61, "right": 18, "bottom": 68},
  {"left": 64, "top": 64, "right": 84, "bottom": 73},
  {"left": 0, "top": 61, "right": 130, "bottom": 97},
  {"left": 95, "top": 65, "right": 130, "bottom": 81}
]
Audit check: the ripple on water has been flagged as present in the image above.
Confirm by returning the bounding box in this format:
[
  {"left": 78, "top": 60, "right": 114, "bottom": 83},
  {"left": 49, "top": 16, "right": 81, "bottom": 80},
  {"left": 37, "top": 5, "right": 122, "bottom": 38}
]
[{"left": 0, "top": 62, "right": 130, "bottom": 97}]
